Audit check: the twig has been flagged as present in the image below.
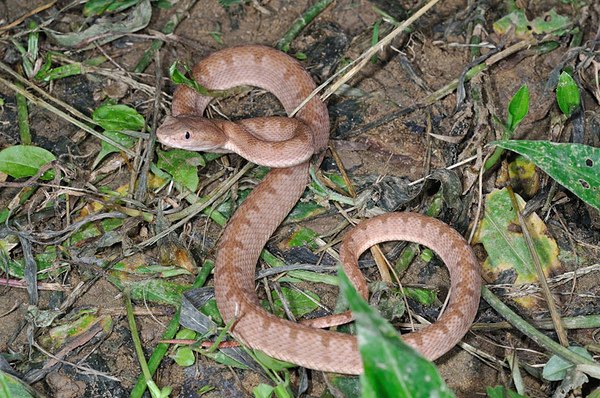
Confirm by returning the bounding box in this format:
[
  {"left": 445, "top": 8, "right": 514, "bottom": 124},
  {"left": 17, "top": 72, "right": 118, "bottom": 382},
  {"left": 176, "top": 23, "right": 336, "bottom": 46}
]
[
  {"left": 0, "top": 74, "right": 135, "bottom": 156},
  {"left": 133, "top": 0, "right": 200, "bottom": 73},
  {"left": 506, "top": 186, "right": 568, "bottom": 346},
  {"left": 275, "top": 0, "right": 334, "bottom": 52},
  {"left": 481, "top": 286, "right": 598, "bottom": 368},
  {"left": 0, "top": 1, "right": 56, "bottom": 32},
  {"left": 290, "top": 0, "right": 441, "bottom": 117}
]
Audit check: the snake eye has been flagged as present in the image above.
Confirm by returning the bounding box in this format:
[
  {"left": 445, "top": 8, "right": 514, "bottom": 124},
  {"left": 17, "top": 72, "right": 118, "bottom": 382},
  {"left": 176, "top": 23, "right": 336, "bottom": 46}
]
[{"left": 184, "top": 131, "right": 191, "bottom": 139}]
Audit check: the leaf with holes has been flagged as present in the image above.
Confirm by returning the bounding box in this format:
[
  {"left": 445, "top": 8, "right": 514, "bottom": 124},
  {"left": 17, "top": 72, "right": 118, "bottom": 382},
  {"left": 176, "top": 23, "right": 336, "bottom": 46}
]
[
  {"left": 473, "top": 188, "right": 560, "bottom": 308},
  {"left": 493, "top": 140, "right": 599, "bottom": 211}
]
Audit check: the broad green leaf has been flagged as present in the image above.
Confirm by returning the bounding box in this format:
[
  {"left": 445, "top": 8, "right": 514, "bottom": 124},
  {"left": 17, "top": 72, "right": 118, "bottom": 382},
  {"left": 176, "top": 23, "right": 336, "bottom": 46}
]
[
  {"left": 404, "top": 286, "right": 436, "bottom": 306},
  {"left": 83, "top": 0, "right": 139, "bottom": 16},
  {"left": 175, "top": 328, "right": 197, "bottom": 340},
  {"left": 7, "top": 246, "right": 63, "bottom": 280},
  {"left": 253, "top": 384, "right": 274, "bottom": 398},
  {"left": 494, "top": 8, "right": 571, "bottom": 37},
  {"left": 493, "top": 140, "right": 599, "bottom": 211},
  {"left": 287, "top": 227, "right": 319, "bottom": 250},
  {"left": 172, "top": 346, "right": 195, "bottom": 367},
  {"left": 108, "top": 277, "right": 190, "bottom": 306},
  {"left": 269, "top": 287, "right": 320, "bottom": 318},
  {"left": 556, "top": 71, "right": 580, "bottom": 117},
  {"left": 253, "top": 350, "right": 296, "bottom": 372},
  {"left": 201, "top": 350, "right": 249, "bottom": 370},
  {"left": 542, "top": 346, "right": 593, "bottom": 381},
  {"left": 473, "top": 188, "right": 560, "bottom": 307},
  {"left": 326, "top": 376, "right": 361, "bottom": 397},
  {"left": 589, "top": 388, "right": 600, "bottom": 398},
  {"left": 0, "top": 145, "right": 56, "bottom": 179},
  {"left": 169, "top": 62, "right": 232, "bottom": 97},
  {"left": 287, "top": 201, "right": 327, "bottom": 222},
  {"left": 507, "top": 85, "right": 529, "bottom": 132},
  {"left": 486, "top": 385, "right": 528, "bottom": 398},
  {"left": 338, "top": 269, "right": 454, "bottom": 398},
  {"left": 199, "top": 299, "right": 223, "bottom": 325},
  {"left": 0, "top": 370, "right": 39, "bottom": 398},
  {"left": 92, "top": 104, "right": 145, "bottom": 131},
  {"left": 94, "top": 130, "right": 138, "bottom": 167},
  {"left": 156, "top": 148, "right": 204, "bottom": 192},
  {"left": 70, "top": 218, "right": 123, "bottom": 245}
]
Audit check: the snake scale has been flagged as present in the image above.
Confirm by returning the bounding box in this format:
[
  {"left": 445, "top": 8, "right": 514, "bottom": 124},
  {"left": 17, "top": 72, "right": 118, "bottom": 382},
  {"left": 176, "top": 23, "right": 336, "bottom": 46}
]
[{"left": 156, "top": 45, "right": 481, "bottom": 374}]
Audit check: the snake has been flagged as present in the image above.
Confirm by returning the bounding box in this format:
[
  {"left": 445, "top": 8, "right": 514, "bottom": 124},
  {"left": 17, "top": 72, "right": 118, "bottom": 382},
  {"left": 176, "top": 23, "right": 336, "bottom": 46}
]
[{"left": 156, "top": 45, "right": 481, "bottom": 374}]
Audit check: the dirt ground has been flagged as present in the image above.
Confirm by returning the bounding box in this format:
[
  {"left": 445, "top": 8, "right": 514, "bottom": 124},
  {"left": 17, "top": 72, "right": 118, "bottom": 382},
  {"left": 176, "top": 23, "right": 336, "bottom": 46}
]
[{"left": 1, "top": 0, "right": 600, "bottom": 397}]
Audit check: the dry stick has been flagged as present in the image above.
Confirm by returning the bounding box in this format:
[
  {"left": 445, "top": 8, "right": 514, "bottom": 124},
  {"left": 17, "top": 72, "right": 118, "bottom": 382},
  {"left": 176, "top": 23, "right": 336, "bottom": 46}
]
[
  {"left": 471, "top": 315, "right": 600, "bottom": 331},
  {"left": 0, "top": 59, "right": 100, "bottom": 127},
  {"left": 290, "top": 0, "right": 441, "bottom": 117},
  {"left": 0, "top": 0, "right": 56, "bottom": 32},
  {"left": 275, "top": 0, "right": 334, "bottom": 52},
  {"left": 133, "top": 0, "right": 199, "bottom": 73},
  {"left": 506, "top": 186, "right": 569, "bottom": 347},
  {"left": 421, "top": 38, "right": 535, "bottom": 107},
  {"left": 134, "top": 50, "right": 162, "bottom": 202},
  {"left": 0, "top": 75, "right": 135, "bottom": 156},
  {"left": 135, "top": 162, "right": 254, "bottom": 250},
  {"left": 481, "top": 286, "right": 598, "bottom": 369},
  {"left": 344, "top": 38, "right": 538, "bottom": 140}
]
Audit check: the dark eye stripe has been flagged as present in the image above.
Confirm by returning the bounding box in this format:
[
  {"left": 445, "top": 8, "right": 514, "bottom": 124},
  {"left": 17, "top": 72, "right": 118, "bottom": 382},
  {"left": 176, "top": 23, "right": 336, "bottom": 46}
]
[{"left": 185, "top": 131, "right": 191, "bottom": 139}]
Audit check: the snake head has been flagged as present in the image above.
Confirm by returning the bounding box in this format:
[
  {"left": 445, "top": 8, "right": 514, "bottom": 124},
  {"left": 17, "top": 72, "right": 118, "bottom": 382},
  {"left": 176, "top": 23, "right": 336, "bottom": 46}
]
[{"left": 156, "top": 116, "right": 228, "bottom": 152}]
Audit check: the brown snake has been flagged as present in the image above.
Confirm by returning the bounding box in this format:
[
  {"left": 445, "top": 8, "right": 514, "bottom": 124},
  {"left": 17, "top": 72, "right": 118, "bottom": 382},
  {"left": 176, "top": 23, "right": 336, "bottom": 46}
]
[{"left": 156, "top": 45, "right": 481, "bottom": 374}]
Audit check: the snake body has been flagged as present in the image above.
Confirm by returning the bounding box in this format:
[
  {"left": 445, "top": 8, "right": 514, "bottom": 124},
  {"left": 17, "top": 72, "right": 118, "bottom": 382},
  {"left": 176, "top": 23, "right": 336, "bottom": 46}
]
[{"left": 156, "top": 45, "right": 481, "bottom": 374}]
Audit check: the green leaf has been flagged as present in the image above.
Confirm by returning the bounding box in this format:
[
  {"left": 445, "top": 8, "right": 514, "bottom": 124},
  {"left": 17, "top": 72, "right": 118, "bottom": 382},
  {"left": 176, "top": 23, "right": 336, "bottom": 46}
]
[
  {"left": 169, "top": 62, "right": 215, "bottom": 96},
  {"left": 83, "top": 0, "right": 139, "bottom": 16},
  {"left": 253, "top": 384, "right": 274, "bottom": 398},
  {"left": 253, "top": 350, "right": 296, "bottom": 372},
  {"left": 269, "top": 287, "right": 320, "bottom": 318},
  {"left": 507, "top": 85, "right": 529, "bottom": 132},
  {"left": 108, "top": 277, "right": 190, "bottom": 306},
  {"left": 175, "top": 328, "right": 197, "bottom": 340},
  {"left": 493, "top": 140, "right": 600, "bottom": 211},
  {"left": 287, "top": 227, "right": 319, "bottom": 250},
  {"left": 370, "top": 20, "right": 380, "bottom": 63},
  {"left": 556, "top": 71, "right": 580, "bottom": 117},
  {"left": 0, "top": 370, "right": 39, "bottom": 398},
  {"left": 473, "top": 188, "right": 560, "bottom": 308},
  {"left": 219, "top": 0, "right": 244, "bottom": 6},
  {"left": 7, "top": 246, "right": 62, "bottom": 280},
  {"left": 486, "top": 385, "right": 528, "bottom": 398},
  {"left": 0, "top": 145, "right": 56, "bottom": 179},
  {"left": 94, "top": 130, "right": 138, "bottom": 167},
  {"left": 156, "top": 148, "right": 203, "bottom": 192},
  {"left": 338, "top": 269, "right": 455, "bottom": 398},
  {"left": 172, "top": 346, "right": 195, "bottom": 367},
  {"left": 209, "top": 32, "right": 223, "bottom": 45},
  {"left": 404, "top": 286, "right": 436, "bottom": 306},
  {"left": 542, "top": 346, "right": 593, "bottom": 381},
  {"left": 92, "top": 104, "right": 145, "bottom": 131},
  {"left": 493, "top": 8, "right": 571, "bottom": 37}
]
